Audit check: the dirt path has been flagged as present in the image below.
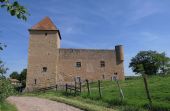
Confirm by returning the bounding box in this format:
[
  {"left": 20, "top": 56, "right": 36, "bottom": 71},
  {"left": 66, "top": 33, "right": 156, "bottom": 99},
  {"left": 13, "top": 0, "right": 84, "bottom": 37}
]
[{"left": 7, "top": 96, "right": 82, "bottom": 111}]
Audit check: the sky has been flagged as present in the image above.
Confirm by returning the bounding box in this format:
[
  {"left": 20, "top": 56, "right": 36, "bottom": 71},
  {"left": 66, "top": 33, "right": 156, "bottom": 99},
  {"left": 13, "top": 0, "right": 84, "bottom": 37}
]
[{"left": 1, "top": 0, "right": 170, "bottom": 76}]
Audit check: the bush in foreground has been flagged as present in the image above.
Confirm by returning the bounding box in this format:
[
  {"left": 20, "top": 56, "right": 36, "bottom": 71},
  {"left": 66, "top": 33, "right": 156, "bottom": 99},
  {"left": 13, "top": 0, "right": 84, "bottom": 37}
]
[{"left": 0, "top": 78, "right": 15, "bottom": 102}]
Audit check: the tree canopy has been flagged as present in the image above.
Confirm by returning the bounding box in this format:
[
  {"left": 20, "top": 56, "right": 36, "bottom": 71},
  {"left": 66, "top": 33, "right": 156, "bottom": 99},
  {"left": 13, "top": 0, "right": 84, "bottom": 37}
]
[
  {"left": 9, "top": 68, "right": 27, "bottom": 87},
  {"left": 0, "top": 0, "right": 29, "bottom": 101},
  {"left": 0, "top": 0, "right": 29, "bottom": 21},
  {"left": 129, "top": 50, "right": 170, "bottom": 75},
  {"left": 0, "top": 0, "right": 29, "bottom": 77},
  {"left": 19, "top": 68, "right": 27, "bottom": 87},
  {"left": 0, "top": 44, "right": 8, "bottom": 78},
  {"left": 9, "top": 71, "right": 19, "bottom": 79}
]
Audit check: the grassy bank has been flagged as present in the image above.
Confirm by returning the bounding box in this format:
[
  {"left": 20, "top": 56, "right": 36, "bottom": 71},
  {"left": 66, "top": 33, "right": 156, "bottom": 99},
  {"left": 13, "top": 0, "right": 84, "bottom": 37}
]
[
  {"left": 24, "top": 75, "right": 170, "bottom": 111},
  {"left": 0, "top": 101, "right": 17, "bottom": 111},
  {"left": 86, "top": 75, "right": 170, "bottom": 110}
]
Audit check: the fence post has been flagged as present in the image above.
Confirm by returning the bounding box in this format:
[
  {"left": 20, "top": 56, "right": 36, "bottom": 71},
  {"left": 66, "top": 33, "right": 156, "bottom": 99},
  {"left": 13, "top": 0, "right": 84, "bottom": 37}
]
[
  {"left": 139, "top": 64, "right": 152, "bottom": 110},
  {"left": 80, "top": 82, "right": 82, "bottom": 93},
  {"left": 98, "top": 80, "right": 102, "bottom": 98},
  {"left": 66, "top": 84, "right": 68, "bottom": 93},
  {"left": 142, "top": 74, "right": 152, "bottom": 109},
  {"left": 114, "top": 77, "right": 124, "bottom": 101},
  {"left": 75, "top": 81, "right": 77, "bottom": 95},
  {"left": 86, "top": 79, "right": 90, "bottom": 95}
]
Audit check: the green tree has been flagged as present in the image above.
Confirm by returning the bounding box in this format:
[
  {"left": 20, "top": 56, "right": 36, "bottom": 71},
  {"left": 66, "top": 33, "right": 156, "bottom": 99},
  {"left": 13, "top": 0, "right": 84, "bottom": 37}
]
[
  {"left": 0, "top": 45, "right": 14, "bottom": 102},
  {"left": 129, "top": 50, "right": 170, "bottom": 75},
  {"left": 0, "top": 0, "right": 29, "bottom": 21},
  {"left": 9, "top": 69, "right": 27, "bottom": 88},
  {"left": 19, "top": 68, "right": 27, "bottom": 88},
  {"left": 0, "top": 0, "right": 29, "bottom": 76},
  {"left": 0, "top": 43, "right": 7, "bottom": 51},
  {"left": 0, "top": 60, "right": 8, "bottom": 77},
  {"left": 0, "top": 0, "right": 29, "bottom": 102},
  {"left": 9, "top": 71, "right": 19, "bottom": 79},
  {"left": 0, "top": 44, "right": 8, "bottom": 78},
  {"left": 0, "top": 79, "right": 15, "bottom": 102}
]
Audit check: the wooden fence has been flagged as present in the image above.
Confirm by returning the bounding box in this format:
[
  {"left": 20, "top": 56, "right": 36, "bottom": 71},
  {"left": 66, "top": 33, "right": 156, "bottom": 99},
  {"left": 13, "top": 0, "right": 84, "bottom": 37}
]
[
  {"left": 33, "top": 78, "right": 124, "bottom": 100},
  {"left": 66, "top": 81, "right": 81, "bottom": 95}
]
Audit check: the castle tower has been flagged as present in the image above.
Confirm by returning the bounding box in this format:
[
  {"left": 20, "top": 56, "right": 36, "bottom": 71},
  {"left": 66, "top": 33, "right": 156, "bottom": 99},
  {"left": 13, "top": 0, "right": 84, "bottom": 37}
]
[
  {"left": 115, "top": 45, "right": 124, "bottom": 64},
  {"left": 26, "top": 17, "right": 61, "bottom": 91}
]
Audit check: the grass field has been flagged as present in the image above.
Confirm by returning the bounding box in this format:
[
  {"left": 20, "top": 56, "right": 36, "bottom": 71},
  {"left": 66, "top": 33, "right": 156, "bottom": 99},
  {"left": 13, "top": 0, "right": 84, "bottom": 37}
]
[
  {"left": 25, "top": 75, "right": 170, "bottom": 111},
  {"left": 0, "top": 101, "right": 17, "bottom": 111},
  {"left": 86, "top": 75, "right": 170, "bottom": 111}
]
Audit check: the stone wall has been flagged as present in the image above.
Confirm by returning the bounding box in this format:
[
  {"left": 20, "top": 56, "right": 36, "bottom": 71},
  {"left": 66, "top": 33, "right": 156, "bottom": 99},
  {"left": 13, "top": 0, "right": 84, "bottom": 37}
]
[
  {"left": 26, "top": 17, "right": 125, "bottom": 91},
  {"left": 26, "top": 30, "right": 60, "bottom": 91},
  {"left": 56, "top": 48, "right": 124, "bottom": 85},
  {"left": 26, "top": 31, "right": 124, "bottom": 91}
]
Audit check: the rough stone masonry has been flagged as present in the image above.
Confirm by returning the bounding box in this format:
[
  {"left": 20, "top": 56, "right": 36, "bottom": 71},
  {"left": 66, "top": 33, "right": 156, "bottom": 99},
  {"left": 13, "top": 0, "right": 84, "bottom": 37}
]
[{"left": 26, "top": 17, "right": 125, "bottom": 91}]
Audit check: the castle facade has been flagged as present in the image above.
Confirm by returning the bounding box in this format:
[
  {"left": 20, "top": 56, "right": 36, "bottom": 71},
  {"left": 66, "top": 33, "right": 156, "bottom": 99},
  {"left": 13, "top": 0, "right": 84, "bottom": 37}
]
[{"left": 26, "top": 17, "right": 124, "bottom": 91}]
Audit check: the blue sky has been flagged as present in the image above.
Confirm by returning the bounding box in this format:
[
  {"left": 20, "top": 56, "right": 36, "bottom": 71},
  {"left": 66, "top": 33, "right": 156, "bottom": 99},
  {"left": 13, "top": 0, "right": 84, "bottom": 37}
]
[{"left": 1, "top": 0, "right": 170, "bottom": 76}]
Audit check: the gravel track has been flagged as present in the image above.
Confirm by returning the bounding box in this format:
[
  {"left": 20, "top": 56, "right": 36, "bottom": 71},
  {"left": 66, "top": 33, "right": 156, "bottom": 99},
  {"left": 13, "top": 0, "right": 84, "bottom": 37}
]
[{"left": 7, "top": 96, "right": 82, "bottom": 111}]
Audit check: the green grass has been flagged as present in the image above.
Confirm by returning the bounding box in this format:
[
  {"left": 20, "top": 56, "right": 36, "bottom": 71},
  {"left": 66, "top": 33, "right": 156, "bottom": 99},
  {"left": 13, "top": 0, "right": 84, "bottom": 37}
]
[
  {"left": 24, "top": 75, "right": 170, "bottom": 111},
  {"left": 88, "top": 75, "right": 170, "bottom": 111},
  {"left": 0, "top": 101, "right": 17, "bottom": 111}
]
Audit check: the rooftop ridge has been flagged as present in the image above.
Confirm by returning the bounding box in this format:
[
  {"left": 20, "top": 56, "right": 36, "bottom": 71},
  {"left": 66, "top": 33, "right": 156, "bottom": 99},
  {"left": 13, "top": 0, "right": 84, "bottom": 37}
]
[{"left": 30, "top": 16, "right": 58, "bottom": 30}]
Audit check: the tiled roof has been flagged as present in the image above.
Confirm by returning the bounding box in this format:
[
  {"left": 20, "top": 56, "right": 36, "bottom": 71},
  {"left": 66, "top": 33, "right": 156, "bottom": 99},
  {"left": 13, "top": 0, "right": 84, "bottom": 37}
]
[
  {"left": 30, "top": 17, "right": 58, "bottom": 30},
  {"left": 9, "top": 79, "right": 20, "bottom": 82}
]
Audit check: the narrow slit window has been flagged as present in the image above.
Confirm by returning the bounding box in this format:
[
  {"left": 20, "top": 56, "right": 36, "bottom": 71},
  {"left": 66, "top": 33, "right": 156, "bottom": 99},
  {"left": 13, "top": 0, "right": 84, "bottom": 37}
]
[
  {"left": 45, "top": 33, "right": 48, "bottom": 36},
  {"left": 34, "top": 79, "right": 37, "bottom": 85},
  {"left": 76, "top": 62, "right": 81, "bottom": 68},
  {"left": 102, "top": 74, "right": 105, "bottom": 79},
  {"left": 42, "top": 67, "right": 47, "bottom": 72},
  {"left": 100, "top": 61, "right": 105, "bottom": 67}
]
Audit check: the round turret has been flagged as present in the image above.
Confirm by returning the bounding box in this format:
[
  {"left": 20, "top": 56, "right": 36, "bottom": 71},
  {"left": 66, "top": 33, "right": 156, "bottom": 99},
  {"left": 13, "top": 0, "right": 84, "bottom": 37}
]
[{"left": 115, "top": 45, "right": 124, "bottom": 63}]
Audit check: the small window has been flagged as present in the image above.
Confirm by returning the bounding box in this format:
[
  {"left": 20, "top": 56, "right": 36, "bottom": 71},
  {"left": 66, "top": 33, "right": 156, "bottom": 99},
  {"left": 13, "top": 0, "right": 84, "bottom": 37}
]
[
  {"left": 34, "top": 79, "right": 37, "bottom": 85},
  {"left": 102, "top": 75, "right": 105, "bottom": 79},
  {"left": 45, "top": 33, "right": 48, "bottom": 36},
  {"left": 114, "top": 72, "right": 118, "bottom": 75},
  {"left": 76, "top": 62, "right": 81, "bottom": 68},
  {"left": 42, "top": 67, "right": 47, "bottom": 72},
  {"left": 75, "top": 76, "right": 81, "bottom": 82},
  {"left": 112, "top": 75, "right": 118, "bottom": 80},
  {"left": 100, "top": 61, "right": 105, "bottom": 67}
]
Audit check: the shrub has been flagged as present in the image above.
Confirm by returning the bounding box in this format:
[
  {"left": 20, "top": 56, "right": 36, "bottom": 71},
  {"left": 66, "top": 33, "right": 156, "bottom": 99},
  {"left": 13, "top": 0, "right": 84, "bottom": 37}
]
[{"left": 0, "top": 78, "right": 15, "bottom": 102}]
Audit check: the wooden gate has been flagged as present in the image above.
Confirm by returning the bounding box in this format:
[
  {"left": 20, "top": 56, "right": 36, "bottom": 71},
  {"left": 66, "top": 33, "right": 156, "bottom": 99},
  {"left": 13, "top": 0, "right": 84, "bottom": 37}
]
[{"left": 65, "top": 81, "right": 81, "bottom": 95}]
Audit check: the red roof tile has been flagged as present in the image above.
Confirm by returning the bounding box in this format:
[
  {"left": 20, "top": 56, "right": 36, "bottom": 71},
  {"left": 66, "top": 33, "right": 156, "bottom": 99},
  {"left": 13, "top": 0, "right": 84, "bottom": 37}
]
[{"left": 30, "top": 17, "right": 58, "bottom": 30}]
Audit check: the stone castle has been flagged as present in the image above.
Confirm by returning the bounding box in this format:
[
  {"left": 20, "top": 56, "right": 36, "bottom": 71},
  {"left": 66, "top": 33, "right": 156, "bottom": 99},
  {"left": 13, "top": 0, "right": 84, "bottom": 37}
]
[{"left": 26, "top": 17, "right": 124, "bottom": 91}]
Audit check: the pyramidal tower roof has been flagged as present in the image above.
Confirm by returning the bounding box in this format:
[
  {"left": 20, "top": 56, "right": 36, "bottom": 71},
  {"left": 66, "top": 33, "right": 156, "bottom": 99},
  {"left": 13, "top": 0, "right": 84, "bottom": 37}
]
[{"left": 30, "top": 17, "right": 58, "bottom": 30}]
